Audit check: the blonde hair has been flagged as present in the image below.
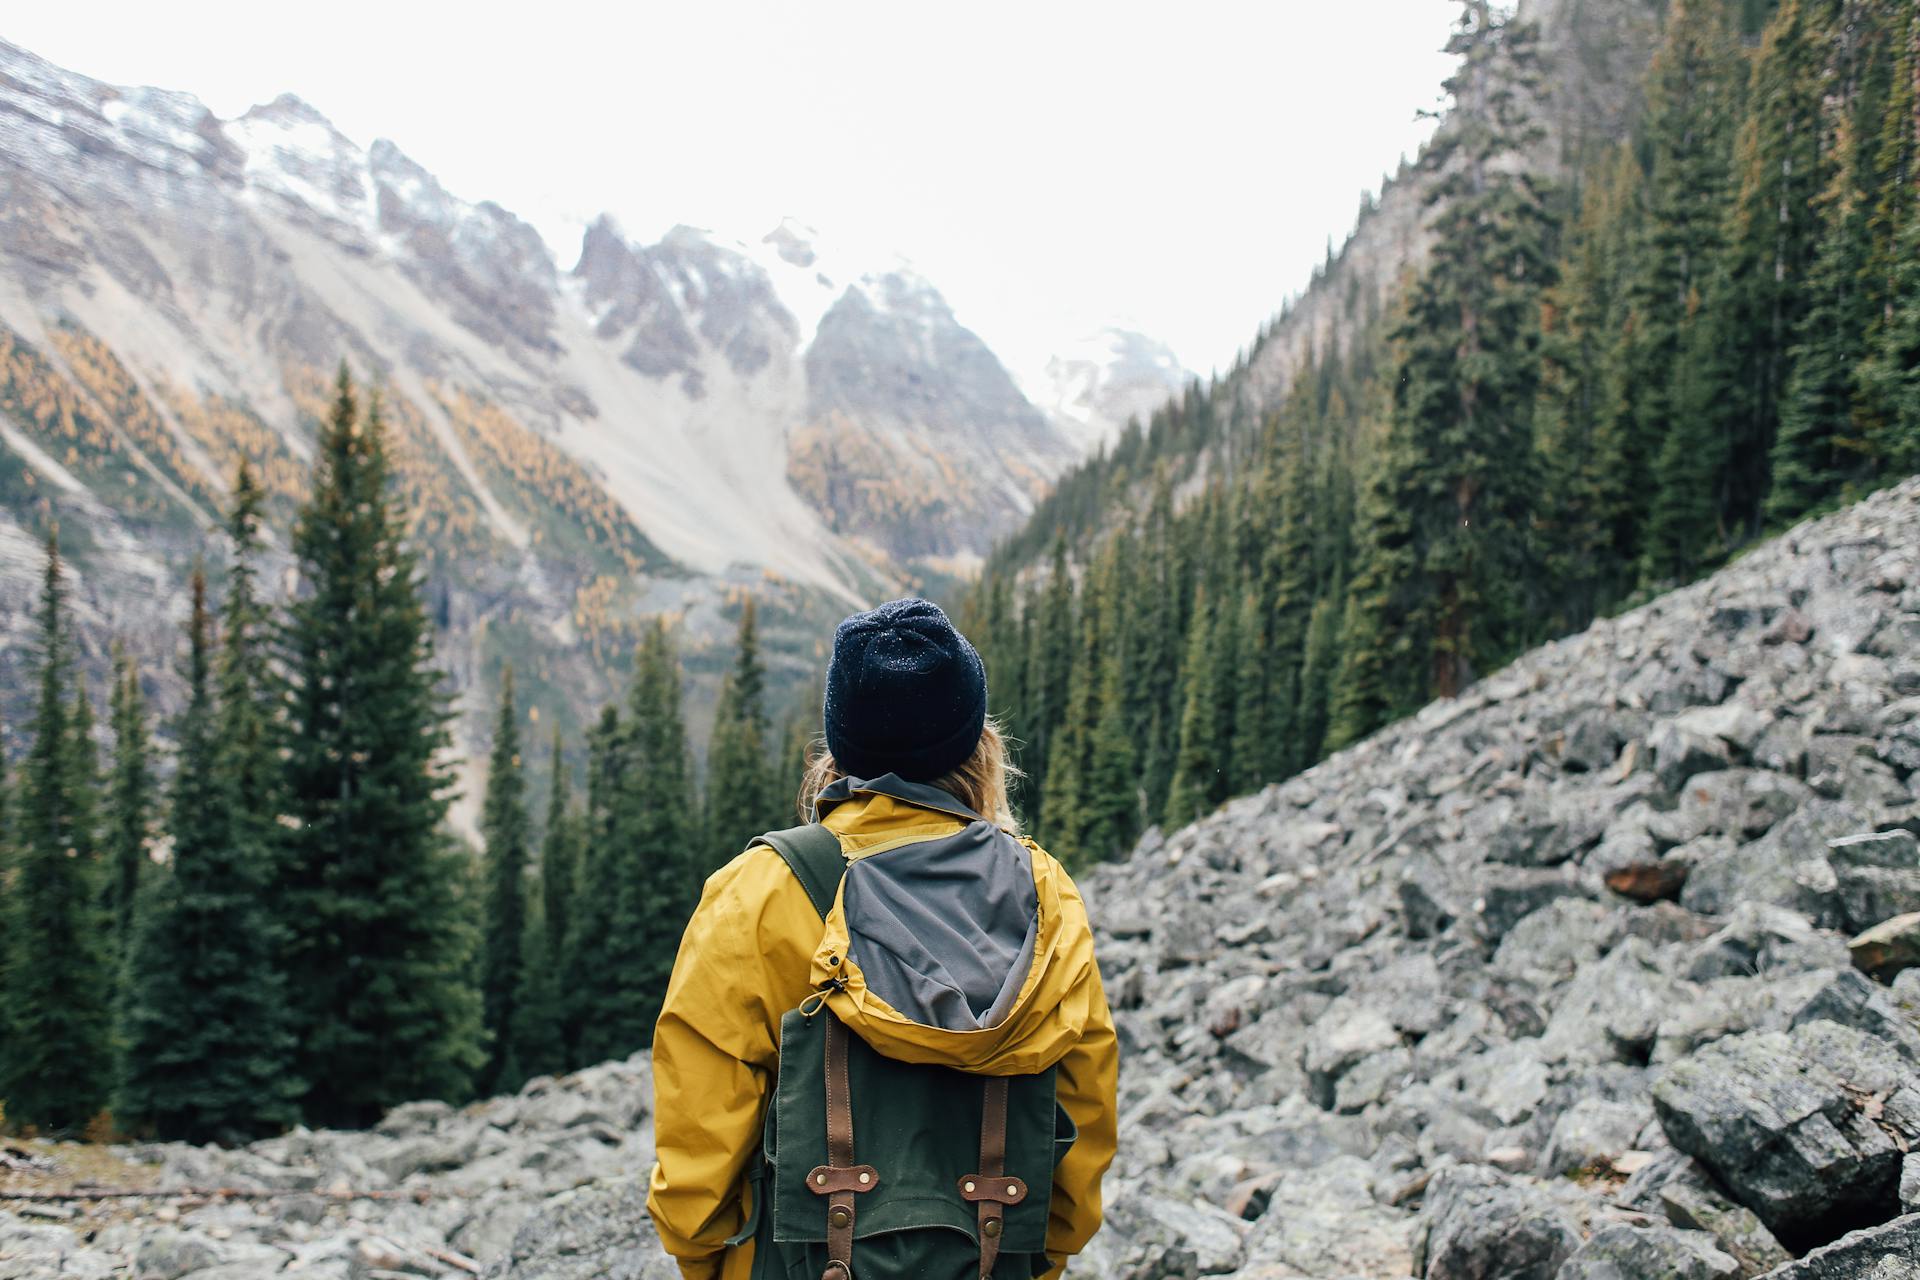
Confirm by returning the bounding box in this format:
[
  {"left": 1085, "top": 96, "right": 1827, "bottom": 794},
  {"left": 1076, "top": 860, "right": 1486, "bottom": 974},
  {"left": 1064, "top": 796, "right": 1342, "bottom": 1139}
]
[{"left": 797, "top": 717, "right": 1022, "bottom": 832}]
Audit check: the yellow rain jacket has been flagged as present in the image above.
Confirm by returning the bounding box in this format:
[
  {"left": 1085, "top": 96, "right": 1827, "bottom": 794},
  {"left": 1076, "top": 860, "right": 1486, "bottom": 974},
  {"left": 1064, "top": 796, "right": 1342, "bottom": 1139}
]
[{"left": 646, "top": 783, "right": 1119, "bottom": 1280}]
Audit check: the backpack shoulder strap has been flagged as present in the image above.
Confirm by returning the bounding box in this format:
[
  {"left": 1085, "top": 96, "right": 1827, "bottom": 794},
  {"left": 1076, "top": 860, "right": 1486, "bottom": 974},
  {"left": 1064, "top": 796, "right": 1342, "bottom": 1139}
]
[{"left": 756, "top": 823, "right": 846, "bottom": 921}]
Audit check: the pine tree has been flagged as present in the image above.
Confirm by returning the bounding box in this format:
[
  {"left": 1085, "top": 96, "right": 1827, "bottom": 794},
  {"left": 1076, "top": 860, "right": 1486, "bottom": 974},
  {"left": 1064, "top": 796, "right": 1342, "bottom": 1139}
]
[
  {"left": 1228, "top": 587, "right": 1271, "bottom": 795},
  {"left": 105, "top": 645, "right": 153, "bottom": 959},
  {"left": 509, "top": 726, "right": 575, "bottom": 1079},
  {"left": 1865, "top": 189, "right": 1920, "bottom": 473},
  {"left": 538, "top": 725, "right": 578, "bottom": 1001},
  {"left": 574, "top": 622, "right": 696, "bottom": 1065},
  {"left": 1619, "top": 0, "right": 1745, "bottom": 566},
  {"left": 1538, "top": 146, "right": 1643, "bottom": 626},
  {"left": 565, "top": 704, "right": 625, "bottom": 1064},
  {"left": 0, "top": 532, "right": 114, "bottom": 1133},
  {"left": 1336, "top": 1, "right": 1558, "bottom": 733},
  {"left": 1859, "top": 0, "right": 1920, "bottom": 474},
  {"left": 1704, "top": 0, "right": 1837, "bottom": 537},
  {"left": 479, "top": 667, "right": 531, "bottom": 1094},
  {"left": 1038, "top": 581, "right": 1097, "bottom": 863},
  {"left": 1254, "top": 405, "right": 1317, "bottom": 779},
  {"left": 703, "top": 598, "right": 778, "bottom": 886},
  {"left": 211, "top": 461, "right": 282, "bottom": 882},
  {"left": 1165, "top": 590, "right": 1223, "bottom": 830},
  {"left": 1637, "top": 0, "right": 1751, "bottom": 583},
  {"left": 280, "top": 369, "right": 482, "bottom": 1126},
  {"left": 1769, "top": 0, "right": 1903, "bottom": 521},
  {"left": 1080, "top": 646, "right": 1138, "bottom": 863},
  {"left": 1296, "top": 594, "right": 1342, "bottom": 765},
  {"left": 1028, "top": 538, "right": 1076, "bottom": 826},
  {"left": 120, "top": 569, "right": 302, "bottom": 1141}
]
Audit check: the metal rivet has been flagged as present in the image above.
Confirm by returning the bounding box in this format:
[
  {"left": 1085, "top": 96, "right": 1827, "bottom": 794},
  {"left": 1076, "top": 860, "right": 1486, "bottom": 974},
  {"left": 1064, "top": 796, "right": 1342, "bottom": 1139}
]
[
  {"left": 816, "top": 1173, "right": 827, "bottom": 1185},
  {"left": 983, "top": 1219, "right": 1002, "bottom": 1238},
  {"left": 858, "top": 1172, "right": 870, "bottom": 1184},
  {"left": 964, "top": 1180, "right": 976, "bottom": 1194},
  {"left": 830, "top": 1207, "right": 851, "bottom": 1228},
  {"left": 1007, "top": 1183, "right": 1020, "bottom": 1197}
]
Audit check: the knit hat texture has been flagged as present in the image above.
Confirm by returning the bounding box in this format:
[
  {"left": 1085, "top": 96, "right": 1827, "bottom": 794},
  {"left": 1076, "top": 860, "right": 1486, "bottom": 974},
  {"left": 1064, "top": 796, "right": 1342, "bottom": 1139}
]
[{"left": 824, "top": 597, "right": 988, "bottom": 783}]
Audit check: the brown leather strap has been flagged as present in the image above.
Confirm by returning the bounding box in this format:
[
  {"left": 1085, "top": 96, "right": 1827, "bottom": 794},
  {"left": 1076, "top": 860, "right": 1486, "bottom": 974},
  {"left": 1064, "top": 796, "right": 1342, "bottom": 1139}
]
[
  {"left": 819, "top": 1014, "right": 857, "bottom": 1280},
  {"left": 970, "top": 1076, "right": 1010, "bottom": 1280}
]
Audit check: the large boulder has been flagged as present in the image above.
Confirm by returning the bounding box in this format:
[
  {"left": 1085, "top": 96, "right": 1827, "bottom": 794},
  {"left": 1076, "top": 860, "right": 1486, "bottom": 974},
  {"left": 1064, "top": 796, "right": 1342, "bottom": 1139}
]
[
  {"left": 1651, "top": 1020, "right": 1920, "bottom": 1251},
  {"left": 1757, "top": 1212, "right": 1920, "bottom": 1279},
  {"left": 1415, "top": 1165, "right": 1580, "bottom": 1280},
  {"left": 1552, "top": 1224, "right": 1739, "bottom": 1280}
]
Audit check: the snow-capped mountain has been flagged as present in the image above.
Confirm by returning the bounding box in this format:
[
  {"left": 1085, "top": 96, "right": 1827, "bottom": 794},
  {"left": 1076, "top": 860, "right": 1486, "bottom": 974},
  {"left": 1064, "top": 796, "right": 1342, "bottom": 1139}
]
[
  {"left": 1020, "top": 327, "right": 1192, "bottom": 456},
  {"left": 0, "top": 36, "right": 1179, "bottom": 767}
]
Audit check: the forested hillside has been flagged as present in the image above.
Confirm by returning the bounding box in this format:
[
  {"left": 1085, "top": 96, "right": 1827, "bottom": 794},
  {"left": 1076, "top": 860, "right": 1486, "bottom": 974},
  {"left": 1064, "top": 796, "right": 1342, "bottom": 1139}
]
[
  {"left": 0, "top": 372, "right": 801, "bottom": 1140},
  {"left": 965, "top": 0, "right": 1920, "bottom": 867}
]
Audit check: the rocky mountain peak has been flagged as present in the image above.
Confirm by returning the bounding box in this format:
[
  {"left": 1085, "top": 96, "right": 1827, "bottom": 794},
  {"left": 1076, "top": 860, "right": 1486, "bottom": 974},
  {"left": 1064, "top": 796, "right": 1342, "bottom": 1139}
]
[
  {"left": 763, "top": 216, "right": 819, "bottom": 268},
  {"left": 1026, "top": 326, "right": 1191, "bottom": 454}
]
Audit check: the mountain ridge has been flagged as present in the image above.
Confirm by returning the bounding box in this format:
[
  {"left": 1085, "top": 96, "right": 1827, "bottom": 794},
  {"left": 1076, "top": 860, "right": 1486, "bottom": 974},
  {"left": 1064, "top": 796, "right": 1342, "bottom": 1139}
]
[{"left": 0, "top": 34, "right": 1185, "bottom": 769}]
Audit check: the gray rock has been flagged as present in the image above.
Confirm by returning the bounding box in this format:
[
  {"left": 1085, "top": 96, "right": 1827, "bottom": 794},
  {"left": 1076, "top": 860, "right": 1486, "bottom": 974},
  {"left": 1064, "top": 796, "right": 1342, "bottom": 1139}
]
[
  {"left": 1830, "top": 830, "right": 1920, "bottom": 932},
  {"left": 1237, "top": 1157, "right": 1415, "bottom": 1277},
  {"left": 1542, "top": 938, "right": 1693, "bottom": 1065},
  {"left": 1650, "top": 721, "right": 1735, "bottom": 791},
  {"left": 1651, "top": 1020, "right": 1920, "bottom": 1251},
  {"left": 1905, "top": 1152, "right": 1920, "bottom": 1215},
  {"left": 1681, "top": 802, "right": 1870, "bottom": 926},
  {"left": 133, "top": 1229, "right": 224, "bottom": 1280},
  {"left": 375, "top": 1098, "right": 454, "bottom": 1137},
  {"left": 1669, "top": 770, "right": 1810, "bottom": 842},
  {"left": 1658, "top": 1161, "right": 1792, "bottom": 1277},
  {"left": 1416, "top": 1165, "right": 1579, "bottom": 1280},
  {"left": 1758, "top": 1212, "right": 1920, "bottom": 1279},
  {"left": 1786, "top": 967, "right": 1920, "bottom": 1061},
  {"left": 1553, "top": 1224, "right": 1739, "bottom": 1280},
  {"left": 1481, "top": 871, "right": 1595, "bottom": 941},
  {"left": 1684, "top": 903, "right": 1849, "bottom": 980},
  {"left": 1540, "top": 1097, "right": 1651, "bottom": 1177},
  {"left": 1563, "top": 712, "right": 1628, "bottom": 773}
]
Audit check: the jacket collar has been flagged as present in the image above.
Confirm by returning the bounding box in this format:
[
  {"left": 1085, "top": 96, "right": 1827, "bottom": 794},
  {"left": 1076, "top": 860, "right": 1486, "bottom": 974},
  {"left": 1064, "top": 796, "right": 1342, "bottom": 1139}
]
[{"left": 813, "top": 773, "right": 986, "bottom": 825}]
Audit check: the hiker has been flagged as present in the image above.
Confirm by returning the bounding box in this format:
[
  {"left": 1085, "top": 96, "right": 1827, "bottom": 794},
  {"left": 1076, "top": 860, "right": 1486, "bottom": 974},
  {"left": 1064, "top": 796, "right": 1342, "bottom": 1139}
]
[{"left": 647, "top": 597, "right": 1119, "bottom": 1280}]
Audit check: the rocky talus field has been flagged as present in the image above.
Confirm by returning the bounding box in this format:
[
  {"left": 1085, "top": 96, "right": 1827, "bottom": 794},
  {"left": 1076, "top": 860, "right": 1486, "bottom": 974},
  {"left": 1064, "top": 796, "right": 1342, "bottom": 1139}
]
[{"left": 8, "top": 479, "right": 1920, "bottom": 1278}]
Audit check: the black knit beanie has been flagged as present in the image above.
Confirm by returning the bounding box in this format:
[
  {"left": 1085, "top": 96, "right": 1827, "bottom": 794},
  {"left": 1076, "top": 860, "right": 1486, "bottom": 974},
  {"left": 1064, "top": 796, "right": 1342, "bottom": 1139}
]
[{"left": 824, "top": 597, "right": 988, "bottom": 783}]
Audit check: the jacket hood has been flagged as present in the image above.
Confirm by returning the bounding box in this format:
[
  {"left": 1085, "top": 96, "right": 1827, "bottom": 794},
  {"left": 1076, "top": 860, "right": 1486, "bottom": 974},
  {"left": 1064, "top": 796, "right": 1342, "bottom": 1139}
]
[{"left": 807, "top": 777, "right": 1103, "bottom": 1076}]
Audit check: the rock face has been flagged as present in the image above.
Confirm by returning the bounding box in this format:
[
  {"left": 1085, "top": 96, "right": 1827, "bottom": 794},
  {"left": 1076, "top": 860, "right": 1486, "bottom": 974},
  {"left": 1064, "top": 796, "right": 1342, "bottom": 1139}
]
[
  {"left": 1651, "top": 1021, "right": 1920, "bottom": 1250},
  {"left": 9, "top": 483, "right": 1920, "bottom": 1277}
]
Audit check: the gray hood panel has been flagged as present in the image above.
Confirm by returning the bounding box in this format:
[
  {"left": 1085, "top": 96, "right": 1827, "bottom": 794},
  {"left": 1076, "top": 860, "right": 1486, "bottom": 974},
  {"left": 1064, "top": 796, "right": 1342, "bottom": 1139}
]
[{"left": 841, "top": 821, "right": 1039, "bottom": 1032}]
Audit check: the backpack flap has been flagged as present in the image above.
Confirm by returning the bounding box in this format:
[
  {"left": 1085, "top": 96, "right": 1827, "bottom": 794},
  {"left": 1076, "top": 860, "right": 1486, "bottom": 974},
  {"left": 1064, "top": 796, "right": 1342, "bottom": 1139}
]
[{"left": 771, "top": 1007, "right": 1057, "bottom": 1254}]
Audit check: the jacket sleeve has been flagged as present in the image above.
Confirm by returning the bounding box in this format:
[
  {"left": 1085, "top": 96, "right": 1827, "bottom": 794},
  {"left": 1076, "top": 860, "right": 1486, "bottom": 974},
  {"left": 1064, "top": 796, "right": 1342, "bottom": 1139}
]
[
  {"left": 647, "top": 847, "right": 820, "bottom": 1280},
  {"left": 1041, "top": 937, "right": 1120, "bottom": 1277}
]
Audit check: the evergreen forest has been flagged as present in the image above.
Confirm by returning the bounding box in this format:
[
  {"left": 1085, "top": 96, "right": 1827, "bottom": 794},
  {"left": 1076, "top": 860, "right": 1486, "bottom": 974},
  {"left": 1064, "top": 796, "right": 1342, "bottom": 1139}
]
[
  {"left": 961, "top": 0, "right": 1920, "bottom": 868},
  {"left": 0, "top": 370, "right": 798, "bottom": 1140}
]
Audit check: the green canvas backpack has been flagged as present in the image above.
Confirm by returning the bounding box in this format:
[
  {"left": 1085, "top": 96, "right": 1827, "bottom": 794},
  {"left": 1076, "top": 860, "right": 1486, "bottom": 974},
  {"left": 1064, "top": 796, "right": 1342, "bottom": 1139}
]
[{"left": 728, "top": 820, "right": 1076, "bottom": 1280}]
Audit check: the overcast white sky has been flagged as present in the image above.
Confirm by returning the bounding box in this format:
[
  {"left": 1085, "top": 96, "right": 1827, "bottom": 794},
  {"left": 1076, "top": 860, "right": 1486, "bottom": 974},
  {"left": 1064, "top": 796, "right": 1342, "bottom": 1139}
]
[{"left": 5, "top": 2, "right": 1458, "bottom": 378}]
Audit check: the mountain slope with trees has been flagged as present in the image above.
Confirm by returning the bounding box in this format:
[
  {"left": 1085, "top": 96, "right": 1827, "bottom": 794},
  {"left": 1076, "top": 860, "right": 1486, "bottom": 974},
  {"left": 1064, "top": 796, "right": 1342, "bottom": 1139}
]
[{"left": 965, "top": 0, "right": 1920, "bottom": 867}]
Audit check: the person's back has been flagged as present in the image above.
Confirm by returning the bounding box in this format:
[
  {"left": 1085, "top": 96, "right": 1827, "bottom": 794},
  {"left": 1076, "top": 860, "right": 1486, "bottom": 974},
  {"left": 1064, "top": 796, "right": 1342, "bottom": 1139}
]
[{"left": 647, "top": 598, "right": 1118, "bottom": 1280}]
